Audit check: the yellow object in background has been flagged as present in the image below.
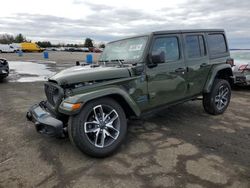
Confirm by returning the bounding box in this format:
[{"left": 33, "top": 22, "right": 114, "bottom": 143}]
[{"left": 20, "top": 42, "right": 44, "bottom": 52}]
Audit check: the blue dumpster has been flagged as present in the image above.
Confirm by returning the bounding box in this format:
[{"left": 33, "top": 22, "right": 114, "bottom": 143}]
[
  {"left": 18, "top": 50, "right": 23, "bottom": 57},
  {"left": 86, "top": 54, "right": 93, "bottom": 64},
  {"left": 43, "top": 51, "right": 49, "bottom": 59}
]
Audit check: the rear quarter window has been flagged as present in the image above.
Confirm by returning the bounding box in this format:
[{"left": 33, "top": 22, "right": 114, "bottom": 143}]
[{"left": 207, "top": 34, "right": 227, "bottom": 55}]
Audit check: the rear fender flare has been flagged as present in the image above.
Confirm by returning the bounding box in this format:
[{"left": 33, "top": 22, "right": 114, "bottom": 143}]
[{"left": 203, "top": 64, "right": 233, "bottom": 93}]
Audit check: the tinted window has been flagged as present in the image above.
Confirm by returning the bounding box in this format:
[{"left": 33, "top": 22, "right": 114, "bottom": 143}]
[
  {"left": 152, "top": 37, "right": 180, "bottom": 62},
  {"left": 208, "top": 34, "right": 227, "bottom": 55},
  {"left": 185, "top": 35, "right": 206, "bottom": 58}
]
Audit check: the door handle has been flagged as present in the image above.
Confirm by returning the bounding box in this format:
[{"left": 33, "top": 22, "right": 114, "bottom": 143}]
[
  {"left": 200, "top": 63, "right": 209, "bottom": 68},
  {"left": 175, "top": 68, "right": 186, "bottom": 73}
]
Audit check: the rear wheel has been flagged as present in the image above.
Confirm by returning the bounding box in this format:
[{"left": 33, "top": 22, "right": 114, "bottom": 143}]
[
  {"left": 68, "top": 97, "right": 127, "bottom": 157},
  {"left": 203, "top": 79, "right": 231, "bottom": 115}
]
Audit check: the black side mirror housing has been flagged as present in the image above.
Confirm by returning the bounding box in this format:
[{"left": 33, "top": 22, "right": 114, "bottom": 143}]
[{"left": 148, "top": 51, "right": 165, "bottom": 68}]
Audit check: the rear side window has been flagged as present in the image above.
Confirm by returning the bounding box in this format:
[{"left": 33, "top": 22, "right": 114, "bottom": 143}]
[
  {"left": 207, "top": 34, "right": 227, "bottom": 55},
  {"left": 152, "top": 37, "right": 180, "bottom": 62},
  {"left": 185, "top": 35, "right": 206, "bottom": 58}
]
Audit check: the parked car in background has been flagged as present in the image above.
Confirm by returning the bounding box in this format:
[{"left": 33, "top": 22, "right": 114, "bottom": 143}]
[
  {"left": 10, "top": 43, "right": 22, "bottom": 51},
  {"left": 20, "top": 42, "right": 44, "bottom": 52},
  {"left": 0, "top": 58, "right": 9, "bottom": 80},
  {"left": 57, "top": 47, "right": 66, "bottom": 51},
  {"left": 65, "top": 47, "right": 89, "bottom": 52},
  {"left": 45, "top": 47, "right": 67, "bottom": 52},
  {"left": 46, "top": 47, "right": 58, "bottom": 51},
  {"left": 233, "top": 62, "right": 250, "bottom": 85},
  {"left": 65, "top": 47, "right": 77, "bottom": 52},
  {"left": 0, "top": 44, "right": 16, "bottom": 53},
  {"left": 80, "top": 47, "right": 89, "bottom": 52},
  {"left": 89, "top": 47, "right": 103, "bottom": 53}
]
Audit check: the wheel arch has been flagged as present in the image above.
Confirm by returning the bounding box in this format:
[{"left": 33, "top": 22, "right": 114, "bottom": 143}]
[
  {"left": 105, "top": 94, "right": 137, "bottom": 118},
  {"left": 203, "top": 64, "right": 233, "bottom": 93},
  {"left": 59, "top": 87, "right": 141, "bottom": 117}
]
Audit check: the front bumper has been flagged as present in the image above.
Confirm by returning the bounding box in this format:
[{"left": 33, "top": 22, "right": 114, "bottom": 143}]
[
  {"left": 26, "top": 101, "right": 65, "bottom": 137},
  {"left": 0, "top": 69, "right": 9, "bottom": 78}
]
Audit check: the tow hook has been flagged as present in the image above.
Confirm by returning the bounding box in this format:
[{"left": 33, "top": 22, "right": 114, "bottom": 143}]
[{"left": 26, "top": 112, "right": 32, "bottom": 121}]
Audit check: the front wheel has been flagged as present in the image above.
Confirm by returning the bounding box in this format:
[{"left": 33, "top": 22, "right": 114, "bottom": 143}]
[
  {"left": 203, "top": 79, "right": 231, "bottom": 115},
  {"left": 68, "top": 97, "right": 127, "bottom": 157}
]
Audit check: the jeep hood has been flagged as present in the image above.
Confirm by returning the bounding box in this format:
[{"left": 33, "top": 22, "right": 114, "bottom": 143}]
[{"left": 49, "top": 65, "right": 131, "bottom": 85}]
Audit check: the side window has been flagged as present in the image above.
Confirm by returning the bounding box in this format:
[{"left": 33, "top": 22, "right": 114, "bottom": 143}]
[
  {"left": 152, "top": 37, "right": 180, "bottom": 62},
  {"left": 185, "top": 35, "right": 206, "bottom": 58},
  {"left": 207, "top": 34, "right": 227, "bottom": 55}
]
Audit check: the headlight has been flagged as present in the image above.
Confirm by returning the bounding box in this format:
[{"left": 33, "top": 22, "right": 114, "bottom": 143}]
[
  {"left": 44, "top": 82, "right": 64, "bottom": 106},
  {"left": 52, "top": 88, "right": 60, "bottom": 104}
]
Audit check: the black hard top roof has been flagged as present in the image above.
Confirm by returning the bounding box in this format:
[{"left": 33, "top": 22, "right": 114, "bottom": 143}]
[
  {"left": 152, "top": 29, "right": 224, "bottom": 35},
  {"left": 108, "top": 29, "right": 225, "bottom": 43}
]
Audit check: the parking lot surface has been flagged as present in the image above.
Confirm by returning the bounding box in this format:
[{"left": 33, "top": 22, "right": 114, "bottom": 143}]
[{"left": 0, "top": 53, "right": 249, "bottom": 188}]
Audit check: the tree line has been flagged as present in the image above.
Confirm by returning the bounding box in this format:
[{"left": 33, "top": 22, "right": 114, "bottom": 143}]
[
  {"left": 0, "top": 33, "right": 27, "bottom": 44},
  {"left": 0, "top": 34, "right": 105, "bottom": 48}
]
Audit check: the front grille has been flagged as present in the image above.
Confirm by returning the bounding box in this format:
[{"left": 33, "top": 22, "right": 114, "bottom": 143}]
[{"left": 44, "top": 82, "right": 63, "bottom": 107}]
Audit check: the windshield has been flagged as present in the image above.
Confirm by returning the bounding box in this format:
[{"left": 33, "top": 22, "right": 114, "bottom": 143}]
[{"left": 99, "top": 36, "right": 148, "bottom": 62}]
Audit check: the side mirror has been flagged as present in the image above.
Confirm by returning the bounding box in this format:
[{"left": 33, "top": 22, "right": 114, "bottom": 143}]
[{"left": 148, "top": 51, "right": 165, "bottom": 68}]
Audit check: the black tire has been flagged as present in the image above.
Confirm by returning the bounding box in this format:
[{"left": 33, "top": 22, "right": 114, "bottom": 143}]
[
  {"left": 68, "top": 97, "right": 127, "bottom": 157},
  {"left": 0, "top": 76, "right": 7, "bottom": 81},
  {"left": 203, "top": 79, "right": 231, "bottom": 115}
]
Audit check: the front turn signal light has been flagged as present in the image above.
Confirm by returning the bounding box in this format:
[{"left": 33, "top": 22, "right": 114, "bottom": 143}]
[{"left": 62, "top": 102, "right": 82, "bottom": 111}]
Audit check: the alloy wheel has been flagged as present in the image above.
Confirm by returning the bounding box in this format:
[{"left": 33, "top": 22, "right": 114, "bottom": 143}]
[
  {"left": 214, "top": 85, "right": 229, "bottom": 110},
  {"left": 84, "top": 105, "right": 120, "bottom": 148}
]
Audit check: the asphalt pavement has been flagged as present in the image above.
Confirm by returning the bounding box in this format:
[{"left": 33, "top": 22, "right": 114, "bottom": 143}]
[{"left": 0, "top": 52, "right": 249, "bottom": 188}]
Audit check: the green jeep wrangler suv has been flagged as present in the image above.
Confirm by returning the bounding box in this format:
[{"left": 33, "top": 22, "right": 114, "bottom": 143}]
[{"left": 27, "top": 29, "right": 234, "bottom": 157}]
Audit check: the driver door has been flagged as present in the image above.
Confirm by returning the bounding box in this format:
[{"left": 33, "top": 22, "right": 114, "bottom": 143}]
[{"left": 146, "top": 34, "right": 188, "bottom": 108}]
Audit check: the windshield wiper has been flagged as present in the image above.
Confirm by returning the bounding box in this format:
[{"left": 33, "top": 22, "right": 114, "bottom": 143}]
[
  {"left": 98, "top": 60, "right": 109, "bottom": 66},
  {"left": 110, "top": 59, "right": 125, "bottom": 67},
  {"left": 98, "top": 59, "right": 125, "bottom": 67}
]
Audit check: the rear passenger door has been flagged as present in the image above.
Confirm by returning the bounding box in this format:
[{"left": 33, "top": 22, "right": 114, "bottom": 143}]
[{"left": 183, "top": 33, "right": 211, "bottom": 96}]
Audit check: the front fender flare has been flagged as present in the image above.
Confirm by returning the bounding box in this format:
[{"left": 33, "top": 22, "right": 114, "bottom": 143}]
[{"left": 59, "top": 87, "right": 141, "bottom": 116}]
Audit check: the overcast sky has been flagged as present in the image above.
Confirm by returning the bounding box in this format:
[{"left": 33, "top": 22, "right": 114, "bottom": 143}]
[{"left": 0, "top": 0, "right": 249, "bottom": 48}]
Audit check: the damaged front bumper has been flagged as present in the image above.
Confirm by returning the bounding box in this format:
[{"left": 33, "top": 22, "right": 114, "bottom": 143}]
[
  {"left": 0, "top": 58, "right": 9, "bottom": 78},
  {"left": 0, "top": 68, "right": 9, "bottom": 78},
  {"left": 26, "top": 101, "right": 65, "bottom": 138}
]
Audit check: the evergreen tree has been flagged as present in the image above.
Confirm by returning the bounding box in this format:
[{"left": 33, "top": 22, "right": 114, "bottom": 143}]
[
  {"left": 83, "top": 38, "right": 93, "bottom": 47},
  {"left": 14, "top": 33, "right": 26, "bottom": 43},
  {"left": 99, "top": 43, "right": 105, "bottom": 48}
]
